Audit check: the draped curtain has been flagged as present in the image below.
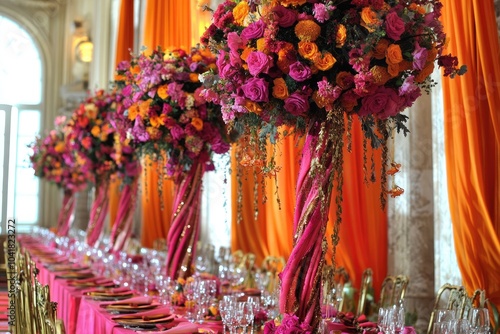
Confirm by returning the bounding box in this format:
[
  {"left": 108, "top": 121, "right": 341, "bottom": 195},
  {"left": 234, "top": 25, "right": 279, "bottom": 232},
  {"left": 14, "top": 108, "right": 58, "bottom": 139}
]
[
  {"left": 232, "top": 118, "right": 388, "bottom": 297},
  {"left": 110, "top": 0, "right": 135, "bottom": 227},
  {"left": 442, "top": 0, "right": 500, "bottom": 310},
  {"left": 138, "top": 0, "right": 192, "bottom": 247}
]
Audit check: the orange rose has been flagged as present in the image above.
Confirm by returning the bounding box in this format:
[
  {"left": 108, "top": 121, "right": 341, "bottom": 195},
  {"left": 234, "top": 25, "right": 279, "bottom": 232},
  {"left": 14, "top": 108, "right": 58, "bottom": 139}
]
[
  {"left": 139, "top": 99, "right": 152, "bottom": 118},
  {"left": 370, "top": 66, "right": 392, "bottom": 85},
  {"left": 279, "top": 0, "right": 306, "bottom": 6},
  {"left": 373, "top": 39, "right": 390, "bottom": 59},
  {"left": 295, "top": 20, "right": 321, "bottom": 42},
  {"left": 150, "top": 114, "right": 166, "bottom": 128},
  {"left": 336, "top": 71, "right": 353, "bottom": 89},
  {"left": 91, "top": 125, "right": 101, "bottom": 137},
  {"left": 298, "top": 41, "right": 319, "bottom": 60},
  {"left": 426, "top": 46, "right": 438, "bottom": 62},
  {"left": 314, "top": 52, "right": 336, "bottom": 71},
  {"left": 81, "top": 136, "right": 92, "bottom": 150},
  {"left": 415, "top": 62, "right": 435, "bottom": 83},
  {"left": 360, "top": 7, "right": 380, "bottom": 32},
  {"left": 85, "top": 103, "right": 98, "bottom": 119},
  {"left": 191, "top": 117, "right": 204, "bottom": 131},
  {"left": 386, "top": 44, "right": 403, "bottom": 65},
  {"left": 244, "top": 100, "right": 262, "bottom": 114},
  {"left": 189, "top": 73, "right": 199, "bottom": 82},
  {"left": 114, "top": 74, "right": 126, "bottom": 81},
  {"left": 127, "top": 104, "right": 139, "bottom": 121},
  {"left": 399, "top": 60, "right": 413, "bottom": 71},
  {"left": 54, "top": 142, "right": 66, "bottom": 153},
  {"left": 130, "top": 65, "right": 140, "bottom": 75},
  {"left": 191, "top": 54, "right": 202, "bottom": 62},
  {"left": 232, "top": 1, "right": 249, "bottom": 25},
  {"left": 387, "top": 63, "right": 400, "bottom": 77},
  {"left": 336, "top": 24, "right": 347, "bottom": 47},
  {"left": 256, "top": 38, "right": 268, "bottom": 53},
  {"left": 240, "top": 46, "right": 254, "bottom": 61},
  {"left": 157, "top": 84, "right": 169, "bottom": 100},
  {"left": 272, "top": 78, "right": 289, "bottom": 100},
  {"left": 277, "top": 43, "right": 295, "bottom": 73}
]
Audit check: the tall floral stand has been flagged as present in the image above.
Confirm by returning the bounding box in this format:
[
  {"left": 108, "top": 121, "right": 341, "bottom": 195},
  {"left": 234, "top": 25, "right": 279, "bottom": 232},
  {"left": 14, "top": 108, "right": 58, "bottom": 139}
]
[
  {"left": 109, "top": 178, "right": 139, "bottom": 253},
  {"left": 279, "top": 111, "right": 344, "bottom": 331},
  {"left": 166, "top": 159, "right": 206, "bottom": 279},
  {"left": 85, "top": 180, "right": 111, "bottom": 247},
  {"left": 56, "top": 190, "right": 76, "bottom": 237}
]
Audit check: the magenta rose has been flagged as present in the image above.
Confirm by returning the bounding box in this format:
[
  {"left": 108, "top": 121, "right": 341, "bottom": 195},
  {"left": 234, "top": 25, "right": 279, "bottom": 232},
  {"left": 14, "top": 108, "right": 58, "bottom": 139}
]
[
  {"left": 273, "top": 5, "right": 297, "bottom": 27},
  {"left": 359, "top": 86, "right": 403, "bottom": 119},
  {"left": 284, "top": 92, "right": 310, "bottom": 116},
  {"left": 241, "top": 19, "right": 265, "bottom": 40},
  {"left": 227, "top": 32, "right": 244, "bottom": 52},
  {"left": 246, "top": 51, "right": 273, "bottom": 76},
  {"left": 170, "top": 124, "right": 185, "bottom": 141},
  {"left": 288, "top": 61, "right": 312, "bottom": 82},
  {"left": 241, "top": 77, "right": 269, "bottom": 102},
  {"left": 264, "top": 320, "right": 277, "bottom": 334},
  {"left": 385, "top": 11, "right": 405, "bottom": 40},
  {"left": 281, "top": 314, "right": 300, "bottom": 329}
]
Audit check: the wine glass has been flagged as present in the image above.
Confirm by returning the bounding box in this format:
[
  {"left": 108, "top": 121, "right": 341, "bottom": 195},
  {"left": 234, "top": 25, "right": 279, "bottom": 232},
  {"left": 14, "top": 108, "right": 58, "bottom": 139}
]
[{"left": 469, "top": 307, "right": 490, "bottom": 334}]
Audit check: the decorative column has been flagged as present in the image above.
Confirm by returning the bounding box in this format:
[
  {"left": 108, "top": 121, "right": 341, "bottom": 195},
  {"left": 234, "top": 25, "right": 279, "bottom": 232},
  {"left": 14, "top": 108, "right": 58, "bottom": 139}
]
[{"left": 388, "top": 93, "right": 435, "bottom": 333}]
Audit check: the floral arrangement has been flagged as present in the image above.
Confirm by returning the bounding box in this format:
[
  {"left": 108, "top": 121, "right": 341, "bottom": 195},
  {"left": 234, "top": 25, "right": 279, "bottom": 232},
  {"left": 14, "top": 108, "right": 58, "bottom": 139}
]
[
  {"left": 264, "top": 314, "right": 312, "bottom": 334},
  {"left": 29, "top": 116, "right": 91, "bottom": 192},
  {"left": 201, "top": 0, "right": 465, "bottom": 332},
  {"left": 201, "top": 0, "right": 465, "bottom": 149},
  {"left": 65, "top": 89, "right": 118, "bottom": 182},
  {"left": 111, "top": 134, "right": 141, "bottom": 184},
  {"left": 113, "top": 46, "right": 230, "bottom": 181}
]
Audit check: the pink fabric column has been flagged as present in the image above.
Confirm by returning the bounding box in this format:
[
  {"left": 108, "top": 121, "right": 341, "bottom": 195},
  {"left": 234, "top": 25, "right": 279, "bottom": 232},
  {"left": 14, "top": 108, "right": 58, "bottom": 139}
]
[
  {"left": 166, "top": 159, "right": 206, "bottom": 280},
  {"left": 109, "top": 178, "right": 139, "bottom": 253},
  {"left": 279, "top": 112, "right": 344, "bottom": 331},
  {"left": 85, "top": 181, "right": 111, "bottom": 247},
  {"left": 56, "top": 191, "right": 76, "bottom": 237}
]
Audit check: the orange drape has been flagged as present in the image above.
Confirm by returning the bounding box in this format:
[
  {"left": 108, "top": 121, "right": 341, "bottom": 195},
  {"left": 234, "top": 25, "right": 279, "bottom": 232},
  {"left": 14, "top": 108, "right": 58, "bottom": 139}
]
[
  {"left": 441, "top": 0, "right": 500, "bottom": 311},
  {"left": 140, "top": 0, "right": 192, "bottom": 247},
  {"left": 232, "top": 120, "right": 387, "bottom": 296},
  {"left": 109, "top": 0, "right": 135, "bottom": 227}
]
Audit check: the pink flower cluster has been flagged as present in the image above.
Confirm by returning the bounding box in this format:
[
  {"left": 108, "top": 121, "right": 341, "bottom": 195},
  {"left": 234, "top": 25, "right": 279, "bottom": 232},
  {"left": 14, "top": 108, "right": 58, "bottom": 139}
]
[
  {"left": 65, "top": 90, "right": 118, "bottom": 183},
  {"left": 112, "top": 47, "right": 230, "bottom": 180},
  {"left": 264, "top": 314, "right": 312, "bottom": 334},
  {"left": 201, "top": 0, "right": 465, "bottom": 141},
  {"left": 29, "top": 119, "right": 91, "bottom": 193}
]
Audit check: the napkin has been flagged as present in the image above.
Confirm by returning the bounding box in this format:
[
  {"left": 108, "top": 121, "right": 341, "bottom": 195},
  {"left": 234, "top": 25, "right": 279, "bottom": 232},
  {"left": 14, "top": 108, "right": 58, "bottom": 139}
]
[
  {"left": 101, "top": 296, "right": 151, "bottom": 306},
  {"left": 112, "top": 307, "right": 172, "bottom": 320},
  {"left": 159, "top": 322, "right": 199, "bottom": 334}
]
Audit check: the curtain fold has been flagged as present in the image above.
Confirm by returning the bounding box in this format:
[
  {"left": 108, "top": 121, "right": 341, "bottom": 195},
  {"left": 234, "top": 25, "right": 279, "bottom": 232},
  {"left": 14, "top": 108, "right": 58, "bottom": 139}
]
[
  {"left": 110, "top": 0, "right": 134, "bottom": 228},
  {"left": 442, "top": 0, "right": 500, "bottom": 309},
  {"left": 139, "top": 0, "right": 192, "bottom": 247}
]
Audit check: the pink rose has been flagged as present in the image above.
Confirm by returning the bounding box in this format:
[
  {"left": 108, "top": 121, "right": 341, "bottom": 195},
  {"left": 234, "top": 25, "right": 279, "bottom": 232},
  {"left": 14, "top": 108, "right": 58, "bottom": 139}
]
[
  {"left": 241, "top": 19, "right": 265, "bottom": 40},
  {"left": 273, "top": 5, "right": 297, "bottom": 28},
  {"left": 284, "top": 91, "right": 310, "bottom": 116},
  {"left": 288, "top": 61, "right": 312, "bottom": 82},
  {"left": 170, "top": 124, "right": 185, "bottom": 140},
  {"left": 359, "top": 86, "right": 403, "bottom": 119},
  {"left": 227, "top": 32, "right": 244, "bottom": 52},
  {"left": 246, "top": 51, "right": 273, "bottom": 76},
  {"left": 313, "top": 3, "right": 330, "bottom": 23},
  {"left": 241, "top": 77, "right": 269, "bottom": 102},
  {"left": 385, "top": 11, "right": 405, "bottom": 41},
  {"left": 412, "top": 43, "right": 428, "bottom": 70}
]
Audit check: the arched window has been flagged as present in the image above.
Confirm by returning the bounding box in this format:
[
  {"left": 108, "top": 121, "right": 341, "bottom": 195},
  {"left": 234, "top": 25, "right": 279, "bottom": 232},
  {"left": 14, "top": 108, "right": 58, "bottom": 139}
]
[{"left": 0, "top": 15, "right": 42, "bottom": 232}]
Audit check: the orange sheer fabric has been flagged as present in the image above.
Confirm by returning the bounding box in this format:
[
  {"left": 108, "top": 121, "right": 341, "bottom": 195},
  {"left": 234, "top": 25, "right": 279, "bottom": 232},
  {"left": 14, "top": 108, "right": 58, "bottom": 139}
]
[
  {"left": 139, "top": 0, "right": 192, "bottom": 247},
  {"left": 441, "top": 0, "right": 500, "bottom": 309},
  {"left": 109, "top": 0, "right": 135, "bottom": 228},
  {"left": 232, "top": 120, "right": 387, "bottom": 296}
]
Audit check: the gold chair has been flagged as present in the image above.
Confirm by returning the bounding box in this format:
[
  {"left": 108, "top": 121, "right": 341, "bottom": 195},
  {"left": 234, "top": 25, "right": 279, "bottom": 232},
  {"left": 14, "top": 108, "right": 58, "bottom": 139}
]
[
  {"left": 322, "top": 266, "right": 349, "bottom": 312},
  {"left": 357, "top": 268, "right": 373, "bottom": 316},
  {"left": 379, "top": 274, "right": 410, "bottom": 308},
  {"left": 427, "top": 284, "right": 469, "bottom": 334}
]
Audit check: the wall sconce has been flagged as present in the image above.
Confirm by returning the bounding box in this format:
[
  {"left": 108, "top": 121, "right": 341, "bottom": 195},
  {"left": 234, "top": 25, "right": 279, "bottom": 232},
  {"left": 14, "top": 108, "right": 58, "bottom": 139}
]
[{"left": 75, "top": 40, "right": 93, "bottom": 63}]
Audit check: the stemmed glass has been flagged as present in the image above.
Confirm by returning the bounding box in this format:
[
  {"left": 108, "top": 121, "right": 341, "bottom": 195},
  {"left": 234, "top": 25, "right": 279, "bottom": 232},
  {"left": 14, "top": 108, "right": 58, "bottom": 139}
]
[
  {"left": 220, "top": 300, "right": 241, "bottom": 334},
  {"left": 238, "top": 302, "right": 254, "bottom": 334},
  {"left": 469, "top": 307, "right": 490, "bottom": 334}
]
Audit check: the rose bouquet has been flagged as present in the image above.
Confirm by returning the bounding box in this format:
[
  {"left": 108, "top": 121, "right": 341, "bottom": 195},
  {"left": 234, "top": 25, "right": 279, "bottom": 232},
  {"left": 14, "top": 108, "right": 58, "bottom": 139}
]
[
  {"left": 113, "top": 46, "right": 231, "bottom": 279},
  {"left": 65, "top": 89, "right": 118, "bottom": 246},
  {"left": 29, "top": 117, "right": 92, "bottom": 236},
  {"left": 202, "top": 0, "right": 464, "bottom": 331}
]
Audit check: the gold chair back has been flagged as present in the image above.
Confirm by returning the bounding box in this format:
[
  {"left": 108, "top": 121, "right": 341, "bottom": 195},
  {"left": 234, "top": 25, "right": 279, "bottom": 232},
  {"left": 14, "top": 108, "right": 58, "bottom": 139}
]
[
  {"left": 427, "top": 284, "right": 469, "bottom": 334},
  {"left": 322, "top": 266, "right": 349, "bottom": 312},
  {"left": 379, "top": 274, "right": 410, "bottom": 308},
  {"left": 357, "top": 268, "right": 373, "bottom": 316},
  {"left": 152, "top": 238, "right": 167, "bottom": 251}
]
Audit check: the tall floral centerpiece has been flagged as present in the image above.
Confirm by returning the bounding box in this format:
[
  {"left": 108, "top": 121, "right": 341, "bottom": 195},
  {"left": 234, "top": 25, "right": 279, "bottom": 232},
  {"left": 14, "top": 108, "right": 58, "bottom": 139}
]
[
  {"left": 108, "top": 134, "right": 141, "bottom": 253},
  {"left": 114, "top": 46, "right": 230, "bottom": 279},
  {"left": 65, "top": 90, "right": 118, "bottom": 246},
  {"left": 29, "top": 118, "right": 92, "bottom": 236},
  {"left": 202, "top": 0, "right": 465, "bottom": 331}
]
